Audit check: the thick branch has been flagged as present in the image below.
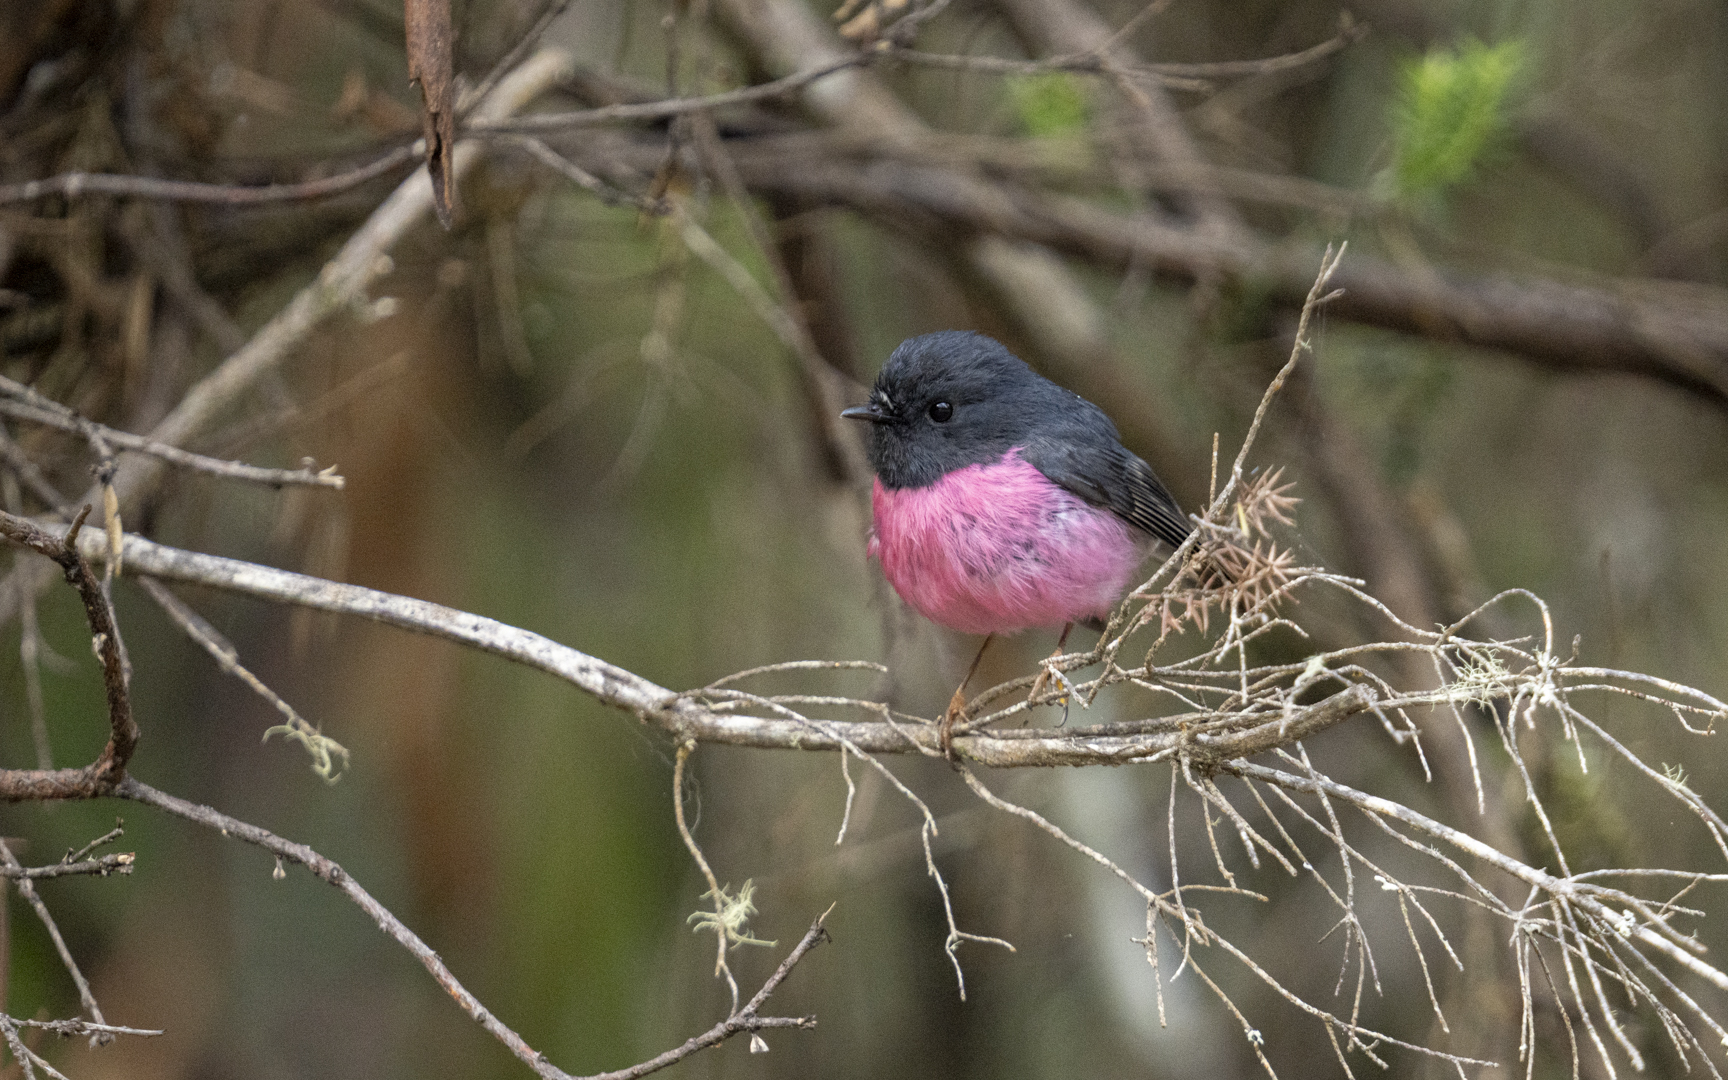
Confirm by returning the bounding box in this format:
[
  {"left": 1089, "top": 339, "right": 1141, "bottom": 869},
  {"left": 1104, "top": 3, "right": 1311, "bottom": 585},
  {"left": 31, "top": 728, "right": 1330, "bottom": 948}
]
[
  {"left": 721, "top": 153, "right": 1728, "bottom": 404},
  {"left": 38, "top": 531, "right": 1376, "bottom": 770},
  {"left": 1186, "top": 684, "right": 1376, "bottom": 765}
]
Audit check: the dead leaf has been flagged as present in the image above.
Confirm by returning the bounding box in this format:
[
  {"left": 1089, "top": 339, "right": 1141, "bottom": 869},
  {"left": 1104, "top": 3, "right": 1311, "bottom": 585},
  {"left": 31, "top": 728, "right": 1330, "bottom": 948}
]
[{"left": 405, "top": 0, "right": 457, "bottom": 228}]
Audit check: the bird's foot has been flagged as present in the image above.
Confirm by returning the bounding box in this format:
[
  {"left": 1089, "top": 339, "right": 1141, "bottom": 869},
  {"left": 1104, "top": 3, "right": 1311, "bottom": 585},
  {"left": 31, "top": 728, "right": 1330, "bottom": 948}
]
[
  {"left": 939, "top": 685, "right": 967, "bottom": 764},
  {"left": 1029, "top": 646, "right": 1078, "bottom": 726}
]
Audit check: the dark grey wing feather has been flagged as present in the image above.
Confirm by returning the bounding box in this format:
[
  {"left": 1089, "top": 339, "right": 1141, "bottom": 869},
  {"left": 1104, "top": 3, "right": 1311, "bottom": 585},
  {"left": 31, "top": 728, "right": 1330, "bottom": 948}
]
[{"left": 1024, "top": 436, "right": 1193, "bottom": 552}]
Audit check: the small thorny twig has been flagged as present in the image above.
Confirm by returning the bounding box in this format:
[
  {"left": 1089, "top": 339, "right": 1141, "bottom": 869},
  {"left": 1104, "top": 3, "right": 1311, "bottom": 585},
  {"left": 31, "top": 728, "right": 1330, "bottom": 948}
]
[
  {"left": 578, "top": 909, "right": 829, "bottom": 1080},
  {"left": 0, "top": 840, "right": 110, "bottom": 1046},
  {"left": 0, "top": 378, "right": 345, "bottom": 492}
]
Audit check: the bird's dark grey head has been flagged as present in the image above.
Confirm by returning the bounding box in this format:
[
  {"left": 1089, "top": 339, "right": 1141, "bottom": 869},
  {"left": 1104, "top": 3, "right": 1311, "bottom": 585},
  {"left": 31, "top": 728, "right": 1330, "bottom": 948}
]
[{"left": 841, "top": 331, "right": 1118, "bottom": 489}]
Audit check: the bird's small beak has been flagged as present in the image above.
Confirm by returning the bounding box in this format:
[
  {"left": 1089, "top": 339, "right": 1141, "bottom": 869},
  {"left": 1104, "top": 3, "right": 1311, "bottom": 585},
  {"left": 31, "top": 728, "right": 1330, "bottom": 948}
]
[{"left": 840, "top": 403, "right": 891, "bottom": 424}]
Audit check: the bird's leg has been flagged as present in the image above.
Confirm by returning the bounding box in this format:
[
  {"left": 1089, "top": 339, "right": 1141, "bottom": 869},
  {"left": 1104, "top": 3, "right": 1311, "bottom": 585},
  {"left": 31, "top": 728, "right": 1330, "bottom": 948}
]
[
  {"left": 1028, "top": 623, "right": 1076, "bottom": 725},
  {"left": 940, "top": 633, "right": 993, "bottom": 760}
]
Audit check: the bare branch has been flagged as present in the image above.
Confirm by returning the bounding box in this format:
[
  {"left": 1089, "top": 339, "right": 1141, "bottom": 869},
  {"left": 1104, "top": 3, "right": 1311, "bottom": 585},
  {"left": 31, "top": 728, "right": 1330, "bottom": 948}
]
[
  {"left": 111, "top": 776, "right": 575, "bottom": 1079},
  {"left": 0, "top": 840, "right": 109, "bottom": 1042},
  {"left": 0, "top": 508, "right": 136, "bottom": 781},
  {"left": 4, "top": 1017, "right": 161, "bottom": 1039},
  {"left": 0, "top": 854, "right": 135, "bottom": 880},
  {"left": 0, "top": 391, "right": 345, "bottom": 491},
  {"left": 138, "top": 577, "right": 348, "bottom": 782},
  {"left": 475, "top": 55, "right": 870, "bottom": 134},
  {"left": 0, "top": 145, "right": 421, "bottom": 208},
  {"left": 577, "top": 911, "right": 828, "bottom": 1080}
]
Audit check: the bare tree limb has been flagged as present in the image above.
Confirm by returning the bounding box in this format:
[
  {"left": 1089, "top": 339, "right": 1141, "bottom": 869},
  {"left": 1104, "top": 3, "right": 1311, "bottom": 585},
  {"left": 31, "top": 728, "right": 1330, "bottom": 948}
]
[
  {"left": 0, "top": 853, "right": 134, "bottom": 880},
  {"left": 0, "top": 390, "right": 345, "bottom": 491},
  {"left": 33, "top": 527, "right": 1383, "bottom": 768},
  {"left": 0, "top": 509, "right": 135, "bottom": 781},
  {"left": 0, "top": 145, "right": 421, "bottom": 208}
]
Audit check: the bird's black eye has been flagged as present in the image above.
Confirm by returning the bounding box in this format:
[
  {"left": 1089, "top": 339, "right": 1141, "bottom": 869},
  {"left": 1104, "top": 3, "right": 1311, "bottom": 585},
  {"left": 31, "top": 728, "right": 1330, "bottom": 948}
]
[{"left": 928, "top": 401, "right": 953, "bottom": 423}]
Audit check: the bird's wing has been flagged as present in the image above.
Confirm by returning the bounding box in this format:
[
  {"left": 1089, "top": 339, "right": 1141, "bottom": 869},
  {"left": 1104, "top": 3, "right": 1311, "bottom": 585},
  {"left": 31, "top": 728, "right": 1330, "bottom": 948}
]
[{"left": 1024, "top": 438, "right": 1193, "bottom": 552}]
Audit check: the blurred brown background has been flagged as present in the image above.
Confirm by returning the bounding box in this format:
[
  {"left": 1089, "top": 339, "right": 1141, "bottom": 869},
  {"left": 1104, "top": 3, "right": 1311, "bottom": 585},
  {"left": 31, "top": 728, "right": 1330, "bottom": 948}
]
[{"left": 1, "top": 0, "right": 1726, "bottom": 1077}]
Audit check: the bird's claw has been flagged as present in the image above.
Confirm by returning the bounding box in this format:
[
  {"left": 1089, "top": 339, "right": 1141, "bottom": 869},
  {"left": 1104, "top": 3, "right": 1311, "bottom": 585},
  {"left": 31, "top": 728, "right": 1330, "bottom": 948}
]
[
  {"left": 1028, "top": 649, "right": 1078, "bottom": 727},
  {"left": 939, "top": 686, "right": 966, "bottom": 764}
]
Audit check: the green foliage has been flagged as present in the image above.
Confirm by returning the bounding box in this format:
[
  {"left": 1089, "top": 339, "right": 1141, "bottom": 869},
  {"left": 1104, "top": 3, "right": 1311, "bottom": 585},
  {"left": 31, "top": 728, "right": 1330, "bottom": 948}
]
[
  {"left": 1007, "top": 72, "right": 1090, "bottom": 139},
  {"left": 1383, "top": 40, "right": 1524, "bottom": 205}
]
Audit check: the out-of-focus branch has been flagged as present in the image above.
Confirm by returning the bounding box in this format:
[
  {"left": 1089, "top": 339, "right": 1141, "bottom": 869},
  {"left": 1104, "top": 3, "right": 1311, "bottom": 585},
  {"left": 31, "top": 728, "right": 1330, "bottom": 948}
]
[
  {"left": 564, "top": 127, "right": 1728, "bottom": 405},
  {"left": 994, "top": 0, "right": 1247, "bottom": 246},
  {"left": 0, "top": 144, "right": 421, "bottom": 207},
  {"left": 702, "top": 152, "right": 1728, "bottom": 404},
  {"left": 476, "top": 54, "right": 874, "bottom": 134},
  {"left": 876, "top": 19, "right": 1361, "bottom": 87},
  {"left": 110, "top": 47, "right": 575, "bottom": 513},
  {"left": 672, "top": 203, "right": 869, "bottom": 485}
]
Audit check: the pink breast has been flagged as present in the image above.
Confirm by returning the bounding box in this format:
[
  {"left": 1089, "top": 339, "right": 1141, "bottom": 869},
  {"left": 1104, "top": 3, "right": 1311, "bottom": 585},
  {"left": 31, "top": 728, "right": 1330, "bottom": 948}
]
[{"left": 867, "top": 449, "right": 1147, "bottom": 634}]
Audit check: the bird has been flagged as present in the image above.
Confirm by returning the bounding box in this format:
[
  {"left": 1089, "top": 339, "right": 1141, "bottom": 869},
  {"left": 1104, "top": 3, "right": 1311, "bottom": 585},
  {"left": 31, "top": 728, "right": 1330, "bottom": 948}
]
[{"left": 841, "top": 330, "right": 1194, "bottom": 756}]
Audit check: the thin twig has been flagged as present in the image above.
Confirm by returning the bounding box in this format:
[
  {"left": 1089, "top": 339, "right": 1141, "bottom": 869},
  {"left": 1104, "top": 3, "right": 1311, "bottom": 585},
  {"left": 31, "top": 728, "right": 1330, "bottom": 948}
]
[
  {"left": 0, "top": 841, "right": 109, "bottom": 1043},
  {"left": 0, "top": 145, "right": 420, "bottom": 207},
  {"left": 673, "top": 743, "right": 742, "bottom": 1011},
  {"left": 0, "top": 390, "right": 345, "bottom": 490},
  {"left": 477, "top": 55, "right": 870, "bottom": 133},
  {"left": 4, "top": 1017, "right": 161, "bottom": 1038},
  {"left": 138, "top": 576, "right": 348, "bottom": 782},
  {"left": 0, "top": 854, "right": 134, "bottom": 880},
  {"left": 464, "top": 0, "right": 573, "bottom": 112},
  {"left": 577, "top": 910, "right": 828, "bottom": 1080},
  {"left": 112, "top": 777, "right": 575, "bottom": 1079}
]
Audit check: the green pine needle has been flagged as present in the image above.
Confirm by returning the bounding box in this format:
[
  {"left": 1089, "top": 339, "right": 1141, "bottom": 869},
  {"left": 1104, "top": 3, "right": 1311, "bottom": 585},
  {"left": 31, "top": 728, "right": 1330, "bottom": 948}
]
[{"left": 1385, "top": 40, "right": 1524, "bottom": 204}]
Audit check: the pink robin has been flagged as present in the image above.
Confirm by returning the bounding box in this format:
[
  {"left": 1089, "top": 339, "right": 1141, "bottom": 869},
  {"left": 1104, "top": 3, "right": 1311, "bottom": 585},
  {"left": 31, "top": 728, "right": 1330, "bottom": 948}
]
[{"left": 842, "top": 331, "right": 1193, "bottom": 757}]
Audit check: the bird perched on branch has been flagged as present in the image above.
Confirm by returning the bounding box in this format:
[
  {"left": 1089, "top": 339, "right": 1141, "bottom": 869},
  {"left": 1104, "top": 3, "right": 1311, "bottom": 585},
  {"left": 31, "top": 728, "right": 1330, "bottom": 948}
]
[{"left": 842, "top": 331, "right": 1195, "bottom": 756}]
